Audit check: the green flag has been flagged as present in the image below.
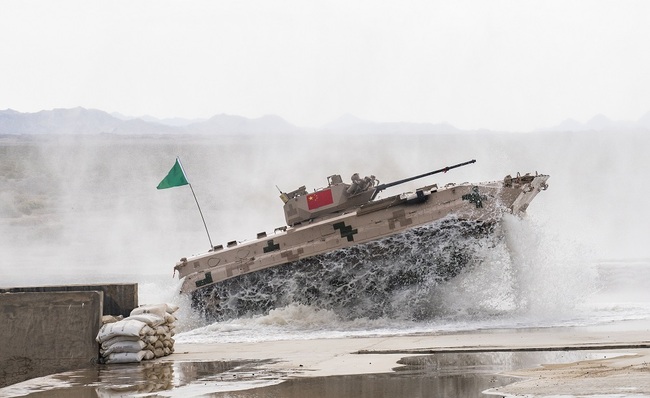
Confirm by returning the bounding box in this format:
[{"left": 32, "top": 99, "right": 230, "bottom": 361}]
[{"left": 157, "top": 159, "right": 189, "bottom": 189}]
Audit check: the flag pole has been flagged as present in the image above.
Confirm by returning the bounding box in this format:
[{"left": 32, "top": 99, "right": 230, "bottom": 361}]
[{"left": 176, "top": 157, "right": 214, "bottom": 249}]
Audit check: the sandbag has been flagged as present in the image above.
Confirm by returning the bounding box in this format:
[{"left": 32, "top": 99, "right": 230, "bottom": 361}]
[
  {"left": 101, "top": 315, "right": 123, "bottom": 324},
  {"left": 165, "top": 303, "right": 179, "bottom": 313},
  {"left": 105, "top": 351, "right": 147, "bottom": 364},
  {"left": 101, "top": 335, "right": 142, "bottom": 350},
  {"left": 98, "top": 302, "right": 179, "bottom": 363},
  {"left": 126, "top": 313, "right": 165, "bottom": 328},
  {"left": 131, "top": 304, "right": 168, "bottom": 318},
  {"left": 96, "top": 320, "right": 153, "bottom": 343},
  {"left": 155, "top": 325, "right": 170, "bottom": 335},
  {"left": 101, "top": 339, "right": 147, "bottom": 355},
  {"left": 143, "top": 335, "right": 158, "bottom": 344}
]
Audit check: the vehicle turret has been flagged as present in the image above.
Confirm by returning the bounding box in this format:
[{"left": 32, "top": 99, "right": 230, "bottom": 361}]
[
  {"left": 280, "top": 173, "right": 378, "bottom": 226},
  {"left": 279, "top": 159, "right": 476, "bottom": 226}
]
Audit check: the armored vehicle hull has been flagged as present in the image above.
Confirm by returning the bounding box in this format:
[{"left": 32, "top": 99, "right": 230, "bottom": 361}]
[
  {"left": 191, "top": 217, "right": 501, "bottom": 320},
  {"left": 174, "top": 163, "right": 549, "bottom": 305}
]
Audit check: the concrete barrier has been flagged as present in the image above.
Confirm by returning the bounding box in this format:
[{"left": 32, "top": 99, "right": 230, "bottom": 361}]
[
  {"left": 0, "top": 291, "right": 104, "bottom": 388},
  {"left": 0, "top": 283, "right": 138, "bottom": 317}
]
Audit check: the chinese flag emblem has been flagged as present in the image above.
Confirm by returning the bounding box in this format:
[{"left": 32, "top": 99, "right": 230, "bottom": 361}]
[{"left": 307, "top": 189, "right": 334, "bottom": 210}]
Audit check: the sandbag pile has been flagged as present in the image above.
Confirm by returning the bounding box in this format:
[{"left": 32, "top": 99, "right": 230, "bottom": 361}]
[{"left": 96, "top": 303, "right": 178, "bottom": 364}]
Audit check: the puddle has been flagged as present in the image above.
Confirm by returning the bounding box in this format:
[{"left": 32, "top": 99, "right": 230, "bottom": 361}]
[
  {"left": 203, "top": 352, "right": 611, "bottom": 398},
  {"left": 394, "top": 351, "right": 609, "bottom": 374},
  {"left": 0, "top": 360, "right": 282, "bottom": 397},
  {"left": 0, "top": 351, "right": 612, "bottom": 397}
]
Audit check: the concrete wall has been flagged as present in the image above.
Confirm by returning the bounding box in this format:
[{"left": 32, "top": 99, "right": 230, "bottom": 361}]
[
  {"left": 0, "top": 291, "right": 103, "bottom": 388},
  {"left": 0, "top": 283, "right": 138, "bottom": 317}
]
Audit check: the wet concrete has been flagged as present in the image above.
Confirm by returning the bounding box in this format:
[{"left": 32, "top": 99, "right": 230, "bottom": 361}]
[
  {"left": 209, "top": 351, "right": 609, "bottom": 398},
  {"left": 0, "top": 351, "right": 610, "bottom": 397},
  {"left": 0, "top": 290, "right": 103, "bottom": 388}
]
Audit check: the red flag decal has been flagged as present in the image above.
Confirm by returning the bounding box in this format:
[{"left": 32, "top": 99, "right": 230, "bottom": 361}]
[{"left": 307, "top": 189, "right": 334, "bottom": 210}]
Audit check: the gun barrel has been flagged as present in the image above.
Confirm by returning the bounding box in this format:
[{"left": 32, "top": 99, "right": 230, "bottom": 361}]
[{"left": 371, "top": 159, "right": 476, "bottom": 200}]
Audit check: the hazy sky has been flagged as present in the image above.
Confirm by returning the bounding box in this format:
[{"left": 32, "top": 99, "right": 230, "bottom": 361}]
[{"left": 2, "top": 0, "right": 649, "bottom": 131}]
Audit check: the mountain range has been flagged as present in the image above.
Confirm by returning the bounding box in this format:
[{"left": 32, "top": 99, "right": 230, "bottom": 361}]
[
  {"left": 540, "top": 112, "right": 650, "bottom": 133},
  {"left": 0, "top": 108, "right": 300, "bottom": 135},
  {"left": 1, "top": 107, "right": 649, "bottom": 135}
]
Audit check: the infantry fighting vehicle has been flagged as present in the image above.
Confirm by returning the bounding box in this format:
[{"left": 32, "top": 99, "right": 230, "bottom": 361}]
[{"left": 174, "top": 160, "right": 549, "bottom": 311}]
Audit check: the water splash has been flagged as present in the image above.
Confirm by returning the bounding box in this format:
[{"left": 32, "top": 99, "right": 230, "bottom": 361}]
[
  {"left": 433, "top": 214, "right": 597, "bottom": 324},
  {"left": 191, "top": 217, "right": 500, "bottom": 321},
  {"left": 182, "top": 213, "right": 601, "bottom": 340},
  {"left": 503, "top": 214, "right": 597, "bottom": 318}
]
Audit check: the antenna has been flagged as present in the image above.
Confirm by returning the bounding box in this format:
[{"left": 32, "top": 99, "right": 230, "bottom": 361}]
[{"left": 176, "top": 157, "right": 214, "bottom": 249}]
